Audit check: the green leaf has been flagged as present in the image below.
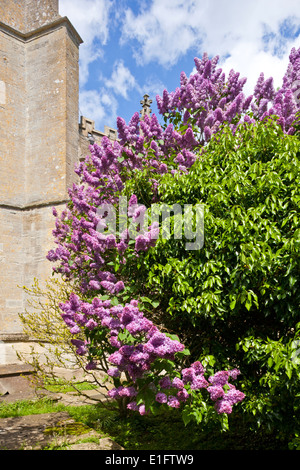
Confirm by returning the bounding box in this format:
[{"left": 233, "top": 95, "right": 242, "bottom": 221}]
[
  {"left": 182, "top": 408, "right": 192, "bottom": 427},
  {"left": 267, "top": 357, "right": 273, "bottom": 368},
  {"left": 176, "top": 348, "right": 191, "bottom": 358}
]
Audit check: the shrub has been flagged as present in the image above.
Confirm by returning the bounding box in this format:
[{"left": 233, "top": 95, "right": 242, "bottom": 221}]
[
  {"left": 18, "top": 278, "right": 115, "bottom": 407},
  {"left": 44, "top": 48, "right": 300, "bottom": 438},
  {"left": 123, "top": 118, "right": 300, "bottom": 440}
]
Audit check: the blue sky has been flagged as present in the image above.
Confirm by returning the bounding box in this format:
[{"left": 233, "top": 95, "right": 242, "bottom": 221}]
[{"left": 59, "top": 0, "right": 300, "bottom": 132}]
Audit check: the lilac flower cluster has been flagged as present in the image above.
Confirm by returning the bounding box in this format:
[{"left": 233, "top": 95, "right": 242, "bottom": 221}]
[
  {"left": 207, "top": 369, "right": 245, "bottom": 414},
  {"left": 59, "top": 292, "right": 245, "bottom": 416},
  {"left": 47, "top": 189, "right": 159, "bottom": 293},
  {"left": 156, "top": 52, "right": 252, "bottom": 142},
  {"left": 157, "top": 48, "right": 300, "bottom": 138},
  {"left": 60, "top": 294, "right": 184, "bottom": 372},
  {"left": 154, "top": 362, "right": 245, "bottom": 415}
]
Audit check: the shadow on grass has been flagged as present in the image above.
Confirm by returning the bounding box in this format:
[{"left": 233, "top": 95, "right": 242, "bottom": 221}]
[{"left": 0, "top": 398, "right": 289, "bottom": 451}]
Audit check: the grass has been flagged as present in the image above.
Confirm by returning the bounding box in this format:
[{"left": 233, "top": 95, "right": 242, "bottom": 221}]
[
  {"left": 0, "top": 397, "right": 67, "bottom": 418},
  {"left": 43, "top": 379, "right": 98, "bottom": 393},
  {"left": 0, "top": 396, "right": 289, "bottom": 450}
]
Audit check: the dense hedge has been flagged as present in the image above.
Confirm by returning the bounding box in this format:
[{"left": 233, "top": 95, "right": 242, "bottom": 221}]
[
  {"left": 46, "top": 49, "right": 300, "bottom": 447},
  {"left": 122, "top": 118, "right": 300, "bottom": 444}
]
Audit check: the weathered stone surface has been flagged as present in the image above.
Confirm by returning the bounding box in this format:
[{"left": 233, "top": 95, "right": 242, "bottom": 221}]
[
  {"left": 0, "top": 411, "right": 124, "bottom": 450},
  {"left": 0, "top": 1, "right": 117, "bottom": 363},
  {"left": 0, "top": 363, "right": 37, "bottom": 399},
  {"left": 98, "top": 437, "right": 124, "bottom": 451},
  {"left": 0, "top": 375, "right": 35, "bottom": 396},
  {"left": 0, "top": 2, "right": 81, "bottom": 344},
  {"left": 68, "top": 442, "right": 106, "bottom": 450},
  {"left": 0, "top": 205, "right": 64, "bottom": 335},
  {"left": 0, "top": 1, "right": 59, "bottom": 34},
  {"left": 0, "top": 363, "right": 35, "bottom": 376},
  {"left": 0, "top": 411, "right": 113, "bottom": 450},
  {"left": 0, "top": 412, "right": 71, "bottom": 450},
  {"left": 68, "top": 438, "right": 124, "bottom": 451}
]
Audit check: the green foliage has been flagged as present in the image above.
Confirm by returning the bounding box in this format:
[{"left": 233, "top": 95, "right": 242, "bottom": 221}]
[
  {"left": 119, "top": 118, "right": 300, "bottom": 441},
  {"left": 0, "top": 397, "right": 67, "bottom": 418}
]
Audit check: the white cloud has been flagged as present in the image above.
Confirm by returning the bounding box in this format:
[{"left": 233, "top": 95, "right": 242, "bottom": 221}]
[
  {"left": 79, "top": 89, "right": 118, "bottom": 130},
  {"left": 105, "top": 60, "right": 141, "bottom": 99},
  {"left": 142, "top": 76, "right": 166, "bottom": 99},
  {"left": 219, "top": 40, "right": 296, "bottom": 97},
  {"left": 58, "top": 0, "right": 300, "bottom": 130},
  {"left": 121, "top": 0, "right": 205, "bottom": 67},
  {"left": 121, "top": 0, "right": 300, "bottom": 92},
  {"left": 59, "top": 0, "right": 114, "bottom": 86}
]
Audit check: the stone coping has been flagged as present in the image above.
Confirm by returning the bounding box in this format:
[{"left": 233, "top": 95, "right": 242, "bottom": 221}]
[
  {"left": 0, "top": 334, "right": 38, "bottom": 343},
  {"left": 0, "top": 363, "right": 35, "bottom": 377},
  {"left": 0, "top": 16, "right": 83, "bottom": 45}
]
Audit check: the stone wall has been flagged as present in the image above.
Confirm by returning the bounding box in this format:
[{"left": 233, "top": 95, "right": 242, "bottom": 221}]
[
  {"left": 24, "top": 23, "right": 80, "bottom": 205},
  {"left": 0, "top": 28, "right": 26, "bottom": 206},
  {"left": 79, "top": 116, "right": 118, "bottom": 161},
  {"left": 0, "top": 1, "right": 119, "bottom": 365},
  {"left": 0, "top": 8, "right": 83, "bottom": 358},
  {"left": 0, "top": 0, "right": 59, "bottom": 34}
]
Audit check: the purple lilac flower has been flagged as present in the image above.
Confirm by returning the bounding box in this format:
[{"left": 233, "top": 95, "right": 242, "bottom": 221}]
[
  {"left": 144, "top": 332, "right": 185, "bottom": 358},
  {"left": 138, "top": 404, "right": 147, "bottom": 415},
  {"left": 108, "top": 351, "right": 126, "bottom": 366},
  {"left": 224, "top": 387, "right": 245, "bottom": 405},
  {"left": 159, "top": 376, "right": 172, "bottom": 389},
  {"left": 109, "top": 336, "right": 122, "bottom": 348},
  {"left": 74, "top": 313, "right": 86, "bottom": 325},
  {"left": 71, "top": 339, "right": 88, "bottom": 356},
  {"left": 155, "top": 392, "right": 168, "bottom": 404},
  {"left": 191, "top": 361, "right": 206, "bottom": 375},
  {"left": 98, "top": 271, "right": 117, "bottom": 283},
  {"left": 85, "top": 319, "right": 98, "bottom": 330},
  {"left": 114, "top": 281, "right": 125, "bottom": 293},
  {"left": 127, "top": 401, "right": 139, "bottom": 411},
  {"left": 228, "top": 368, "right": 241, "bottom": 380},
  {"left": 129, "top": 349, "right": 150, "bottom": 363},
  {"left": 215, "top": 400, "right": 233, "bottom": 414},
  {"left": 172, "top": 377, "right": 184, "bottom": 389},
  {"left": 118, "top": 386, "right": 138, "bottom": 398},
  {"left": 135, "top": 235, "right": 149, "bottom": 252},
  {"left": 126, "top": 318, "right": 152, "bottom": 336},
  {"left": 70, "top": 325, "right": 81, "bottom": 334},
  {"left": 208, "top": 370, "right": 230, "bottom": 386},
  {"left": 86, "top": 361, "right": 97, "bottom": 370},
  {"left": 107, "top": 368, "right": 120, "bottom": 378},
  {"left": 108, "top": 388, "right": 120, "bottom": 399},
  {"left": 100, "top": 280, "right": 115, "bottom": 293},
  {"left": 177, "top": 389, "right": 189, "bottom": 402},
  {"left": 190, "top": 375, "right": 209, "bottom": 390},
  {"left": 207, "top": 385, "right": 225, "bottom": 401},
  {"left": 181, "top": 367, "right": 196, "bottom": 384},
  {"left": 167, "top": 395, "right": 181, "bottom": 408}
]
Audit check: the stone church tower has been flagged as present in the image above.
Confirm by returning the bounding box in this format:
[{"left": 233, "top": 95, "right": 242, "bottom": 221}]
[{"left": 0, "top": 0, "right": 90, "bottom": 364}]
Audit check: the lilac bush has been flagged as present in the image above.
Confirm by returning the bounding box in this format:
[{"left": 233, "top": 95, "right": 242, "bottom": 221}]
[
  {"left": 59, "top": 293, "right": 245, "bottom": 417},
  {"left": 47, "top": 46, "right": 300, "bottom": 421}
]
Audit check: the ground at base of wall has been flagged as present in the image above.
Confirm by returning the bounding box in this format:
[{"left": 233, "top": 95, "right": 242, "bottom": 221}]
[
  {"left": 0, "top": 372, "right": 124, "bottom": 450},
  {"left": 0, "top": 411, "right": 124, "bottom": 450}
]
